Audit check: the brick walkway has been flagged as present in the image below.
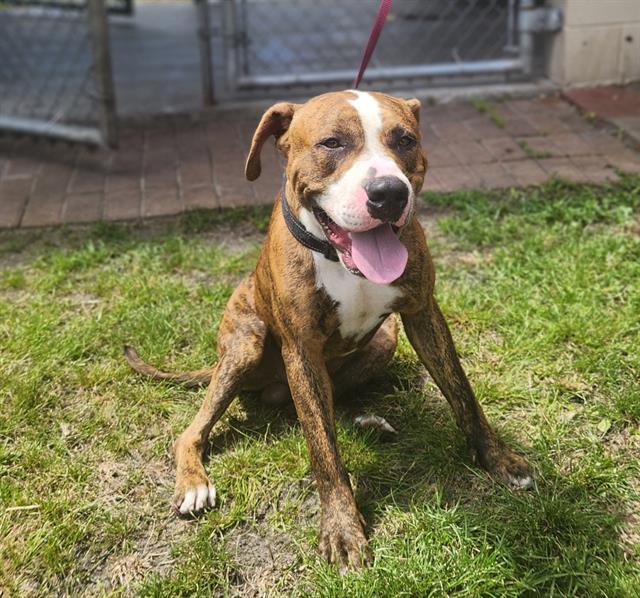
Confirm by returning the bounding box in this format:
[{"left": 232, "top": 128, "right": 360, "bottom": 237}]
[
  {"left": 563, "top": 84, "right": 640, "bottom": 147},
  {"left": 1, "top": 92, "right": 640, "bottom": 229}
]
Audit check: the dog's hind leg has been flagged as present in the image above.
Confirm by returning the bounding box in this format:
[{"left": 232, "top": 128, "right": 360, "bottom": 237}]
[
  {"left": 171, "top": 279, "right": 269, "bottom": 515},
  {"left": 331, "top": 317, "right": 399, "bottom": 434},
  {"left": 331, "top": 315, "right": 398, "bottom": 395}
]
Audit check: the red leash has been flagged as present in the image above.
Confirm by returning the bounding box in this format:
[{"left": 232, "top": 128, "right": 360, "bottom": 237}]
[{"left": 353, "top": 0, "right": 393, "bottom": 89}]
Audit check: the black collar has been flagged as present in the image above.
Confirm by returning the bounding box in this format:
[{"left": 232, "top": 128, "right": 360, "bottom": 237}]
[{"left": 280, "top": 182, "right": 339, "bottom": 262}]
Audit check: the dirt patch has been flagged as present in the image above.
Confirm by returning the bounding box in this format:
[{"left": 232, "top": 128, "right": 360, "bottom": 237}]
[
  {"left": 603, "top": 424, "right": 640, "bottom": 468},
  {"left": 62, "top": 292, "right": 102, "bottom": 315},
  {"left": 415, "top": 203, "right": 495, "bottom": 269},
  {"left": 0, "top": 229, "right": 45, "bottom": 269},
  {"left": 276, "top": 477, "right": 320, "bottom": 527},
  {"left": 0, "top": 214, "right": 267, "bottom": 271},
  {"left": 83, "top": 452, "right": 194, "bottom": 595},
  {"left": 620, "top": 511, "right": 640, "bottom": 564},
  {"left": 219, "top": 477, "right": 318, "bottom": 597},
  {"left": 93, "top": 450, "right": 176, "bottom": 511},
  {"left": 84, "top": 514, "right": 190, "bottom": 596},
  {"left": 197, "top": 221, "right": 264, "bottom": 253},
  {"left": 415, "top": 202, "right": 452, "bottom": 238},
  {"left": 226, "top": 527, "right": 300, "bottom": 597},
  {"left": 438, "top": 247, "right": 494, "bottom": 269},
  {"left": 603, "top": 426, "right": 640, "bottom": 564},
  {"left": 179, "top": 268, "right": 247, "bottom": 292},
  {"left": 0, "top": 286, "right": 28, "bottom": 303}
]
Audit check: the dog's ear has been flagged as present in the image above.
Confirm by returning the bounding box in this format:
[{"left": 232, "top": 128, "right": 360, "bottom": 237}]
[
  {"left": 245, "top": 102, "right": 300, "bottom": 181},
  {"left": 405, "top": 98, "right": 421, "bottom": 123}
]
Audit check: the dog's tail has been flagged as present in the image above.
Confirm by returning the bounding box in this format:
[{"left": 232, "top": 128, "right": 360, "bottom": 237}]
[{"left": 123, "top": 345, "right": 214, "bottom": 388}]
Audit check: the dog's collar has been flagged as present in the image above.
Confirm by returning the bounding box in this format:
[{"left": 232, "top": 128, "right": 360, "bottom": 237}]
[{"left": 280, "top": 182, "right": 339, "bottom": 263}]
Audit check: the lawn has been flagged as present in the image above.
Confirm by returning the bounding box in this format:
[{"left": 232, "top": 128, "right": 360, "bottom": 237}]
[{"left": 1, "top": 176, "right": 639, "bottom": 596}]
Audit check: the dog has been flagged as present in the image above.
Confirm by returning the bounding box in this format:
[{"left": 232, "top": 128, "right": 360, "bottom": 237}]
[{"left": 125, "top": 90, "right": 533, "bottom": 571}]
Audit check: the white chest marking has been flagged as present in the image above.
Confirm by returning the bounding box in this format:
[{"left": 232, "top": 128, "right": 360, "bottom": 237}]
[{"left": 300, "top": 209, "right": 401, "bottom": 341}]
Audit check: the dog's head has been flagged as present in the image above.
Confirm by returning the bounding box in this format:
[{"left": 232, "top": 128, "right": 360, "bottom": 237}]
[{"left": 246, "top": 90, "right": 427, "bottom": 284}]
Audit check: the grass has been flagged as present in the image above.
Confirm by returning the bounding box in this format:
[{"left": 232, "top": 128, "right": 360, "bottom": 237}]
[
  {"left": 471, "top": 98, "right": 506, "bottom": 128},
  {"left": 518, "top": 140, "right": 553, "bottom": 160},
  {"left": 1, "top": 176, "right": 640, "bottom": 596}
]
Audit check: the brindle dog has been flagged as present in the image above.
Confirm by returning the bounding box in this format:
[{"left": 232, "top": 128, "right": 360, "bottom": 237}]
[{"left": 125, "top": 90, "right": 533, "bottom": 571}]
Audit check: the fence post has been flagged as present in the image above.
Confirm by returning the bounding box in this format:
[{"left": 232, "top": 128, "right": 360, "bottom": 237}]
[
  {"left": 518, "top": 0, "right": 536, "bottom": 77},
  {"left": 87, "top": 0, "right": 118, "bottom": 148},
  {"left": 223, "top": 0, "right": 238, "bottom": 98},
  {"left": 196, "top": 0, "right": 216, "bottom": 106}
]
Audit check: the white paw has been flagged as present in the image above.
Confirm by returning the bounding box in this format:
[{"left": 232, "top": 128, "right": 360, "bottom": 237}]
[
  {"left": 178, "top": 483, "right": 216, "bottom": 514},
  {"left": 509, "top": 475, "right": 533, "bottom": 490}
]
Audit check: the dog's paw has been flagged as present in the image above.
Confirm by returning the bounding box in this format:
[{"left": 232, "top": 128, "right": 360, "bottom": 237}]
[
  {"left": 172, "top": 476, "right": 216, "bottom": 516},
  {"left": 471, "top": 437, "right": 534, "bottom": 490},
  {"left": 319, "top": 508, "right": 372, "bottom": 573}
]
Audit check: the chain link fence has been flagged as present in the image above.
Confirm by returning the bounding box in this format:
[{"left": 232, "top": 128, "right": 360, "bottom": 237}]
[
  {"left": 0, "top": 0, "right": 546, "bottom": 142},
  {"left": 220, "top": 0, "right": 527, "bottom": 98},
  {"left": 0, "top": 0, "right": 116, "bottom": 145}
]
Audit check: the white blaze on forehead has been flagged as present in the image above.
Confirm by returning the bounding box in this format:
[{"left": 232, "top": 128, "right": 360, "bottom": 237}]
[{"left": 347, "top": 90, "right": 386, "bottom": 156}]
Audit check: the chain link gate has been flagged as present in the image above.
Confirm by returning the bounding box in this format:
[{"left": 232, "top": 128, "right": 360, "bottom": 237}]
[
  {"left": 218, "top": 0, "right": 556, "bottom": 99},
  {"left": 0, "top": 0, "right": 118, "bottom": 147}
]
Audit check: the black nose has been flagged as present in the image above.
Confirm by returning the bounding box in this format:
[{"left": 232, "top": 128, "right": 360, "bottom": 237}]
[{"left": 364, "top": 176, "right": 409, "bottom": 222}]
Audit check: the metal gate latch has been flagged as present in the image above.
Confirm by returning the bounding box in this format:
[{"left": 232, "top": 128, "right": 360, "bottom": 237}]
[{"left": 519, "top": 6, "right": 563, "bottom": 34}]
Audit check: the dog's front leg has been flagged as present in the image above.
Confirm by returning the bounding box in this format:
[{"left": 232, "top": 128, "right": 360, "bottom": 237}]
[
  {"left": 402, "top": 298, "right": 533, "bottom": 488},
  {"left": 282, "top": 340, "right": 371, "bottom": 571}
]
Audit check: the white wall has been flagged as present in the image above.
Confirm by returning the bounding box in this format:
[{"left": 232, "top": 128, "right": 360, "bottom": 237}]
[{"left": 547, "top": 0, "right": 640, "bottom": 86}]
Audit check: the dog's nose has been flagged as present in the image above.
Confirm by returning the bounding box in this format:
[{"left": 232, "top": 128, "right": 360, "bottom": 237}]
[{"left": 364, "top": 176, "right": 409, "bottom": 223}]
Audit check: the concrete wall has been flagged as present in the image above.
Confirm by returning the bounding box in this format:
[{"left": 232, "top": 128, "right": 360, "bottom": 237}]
[{"left": 547, "top": 0, "right": 640, "bottom": 86}]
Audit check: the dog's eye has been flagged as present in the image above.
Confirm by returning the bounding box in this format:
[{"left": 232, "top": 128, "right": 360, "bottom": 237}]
[
  {"left": 398, "top": 135, "right": 416, "bottom": 148},
  {"left": 320, "top": 137, "right": 342, "bottom": 149}
]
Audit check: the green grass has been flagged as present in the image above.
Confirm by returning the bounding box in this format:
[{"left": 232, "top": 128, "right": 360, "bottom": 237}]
[
  {"left": 471, "top": 98, "right": 506, "bottom": 128},
  {"left": 518, "top": 140, "right": 553, "bottom": 160},
  {"left": 1, "top": 177, "right": 640, "bottom": 596}
]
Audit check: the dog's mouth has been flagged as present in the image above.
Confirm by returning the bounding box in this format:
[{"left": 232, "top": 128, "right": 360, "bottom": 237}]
[{"left": 312, "top": 207, "right": 408, "bottom": 285}]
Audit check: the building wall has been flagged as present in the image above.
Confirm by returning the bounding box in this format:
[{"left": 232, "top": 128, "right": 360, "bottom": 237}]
[{"left": 547, "top": 0, "right": 640, "bottom": 86}]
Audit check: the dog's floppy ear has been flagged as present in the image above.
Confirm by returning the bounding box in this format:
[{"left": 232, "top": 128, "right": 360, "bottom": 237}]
[
  {"left": 405, "top": 98, "right": 421, "bottom": 123},
  {"left": 245, "top": 102, "right": 300, "bottom": 181}
]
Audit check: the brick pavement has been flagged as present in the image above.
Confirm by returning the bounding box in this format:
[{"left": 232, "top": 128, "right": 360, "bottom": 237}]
[
  {"left": 563, "top": 85, "right": 640, "bottom": 147},
  {"left": 1, "top": 92, "right": 639, "bottom": 229}
]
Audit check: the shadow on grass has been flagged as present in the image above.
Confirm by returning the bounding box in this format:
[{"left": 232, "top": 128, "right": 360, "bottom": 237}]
[
  {"left": 196, "top": 364, "right": 631, "bottom": 595},
  {"left": 353, "top": 389, "right": 629, "bottom": 594}
]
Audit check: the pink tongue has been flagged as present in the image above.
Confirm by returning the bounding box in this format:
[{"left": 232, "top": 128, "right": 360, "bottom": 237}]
[{"left": 351, "top": 224, "right": 408, "bottom": 284}]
